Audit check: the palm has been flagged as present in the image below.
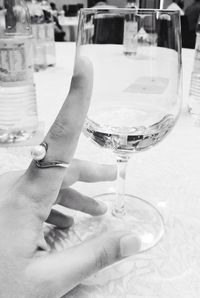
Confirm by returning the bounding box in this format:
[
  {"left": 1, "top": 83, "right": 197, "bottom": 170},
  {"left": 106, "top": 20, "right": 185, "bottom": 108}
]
[{"left": 0, "top": 160, "right": 117, "bottom": 297}]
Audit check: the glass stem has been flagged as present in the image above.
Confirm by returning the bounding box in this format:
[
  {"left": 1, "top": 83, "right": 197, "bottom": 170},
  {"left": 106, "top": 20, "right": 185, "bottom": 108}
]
[{"left": 112, "top": 154, "right": 130, "bottom": 218}]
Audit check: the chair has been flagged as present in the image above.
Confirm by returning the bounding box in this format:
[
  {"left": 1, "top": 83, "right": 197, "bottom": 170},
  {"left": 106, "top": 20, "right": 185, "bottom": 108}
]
[
  {"left": 181, "top": 14, "right": 196, "bottom": 49},
  {"left": 77, "top": 3, "right": 84, "bottom": 10},
  {"left": 180, "top": 15, "right": 191, "bottom": 48},
  {"left": 157, "top": 17, "right": 177, "bottom": 50},
  {"left": 139, "top": 0, "right": 161, "bottom": 9},
  {"left": 93, "top": 15, "right": 124, "bottom": 44},
  {"left": 68, "top": 5, "right": 79, "bottom": 17}
]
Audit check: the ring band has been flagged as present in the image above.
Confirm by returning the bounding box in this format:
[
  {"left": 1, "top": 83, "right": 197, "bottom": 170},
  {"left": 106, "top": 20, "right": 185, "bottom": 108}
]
[
  {"left": 35, "top": 160, "right": 70, "bottom": 169},
  {"left": 31, "top": 142, "right": 70, "bottom": 169}
]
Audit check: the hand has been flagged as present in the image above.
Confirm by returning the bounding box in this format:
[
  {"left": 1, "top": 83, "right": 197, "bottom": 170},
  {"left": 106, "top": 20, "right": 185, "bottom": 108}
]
[{"left": 0, "top": 58, "right": 141, "bottom": 298}]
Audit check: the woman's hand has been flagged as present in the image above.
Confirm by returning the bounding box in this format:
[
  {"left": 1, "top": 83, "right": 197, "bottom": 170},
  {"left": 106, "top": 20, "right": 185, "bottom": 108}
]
[{"left": 0, "top": 58, "right": 140, "bottom": 298}]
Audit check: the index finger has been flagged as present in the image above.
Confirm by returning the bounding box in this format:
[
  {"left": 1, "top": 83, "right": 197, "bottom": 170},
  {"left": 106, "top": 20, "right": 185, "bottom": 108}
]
[
  {"left": 24, "top": 58, "right": 93, "bottom": 208},
  {"left": 45, "top": 57, "right": 93, "bottom": 164}
]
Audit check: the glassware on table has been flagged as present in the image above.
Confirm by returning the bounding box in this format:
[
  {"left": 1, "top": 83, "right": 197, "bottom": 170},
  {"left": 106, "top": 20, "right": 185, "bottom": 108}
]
[
  {"left": 40, "top": 0, "right": 56, "bottom": 67},
  {"left": 123, "top": 10, "right": 158, "bottom": 57},
  {"left": 0, "top": 0, "right": 38, "bottom": 143},
  {"left": 75, "top": 8, "right": 182, "bottom": 282},
  {"left": 27, "top": 0, "right": 56, "bottom": 71},
  {"left": 188, "top": 15, "right": 200, "bottom": 118},
  {"left": 27, "top": 0, "right": 48, "bottom": 71}
]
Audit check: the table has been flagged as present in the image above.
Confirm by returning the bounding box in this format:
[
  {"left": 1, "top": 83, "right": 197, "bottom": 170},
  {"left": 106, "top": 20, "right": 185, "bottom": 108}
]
[{"left": 1, "top": 43, "right": 200, "bottom": 298}]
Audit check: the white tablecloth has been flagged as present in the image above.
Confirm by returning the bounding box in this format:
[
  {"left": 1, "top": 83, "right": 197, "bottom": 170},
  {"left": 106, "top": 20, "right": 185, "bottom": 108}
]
[{"left": 1, "top": 43, "right": 200, "bottom": 298}]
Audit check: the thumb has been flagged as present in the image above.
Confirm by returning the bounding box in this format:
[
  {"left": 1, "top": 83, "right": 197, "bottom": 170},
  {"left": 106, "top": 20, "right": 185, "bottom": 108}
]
[{"left": 27, "top": 231, "right": 141, "bottom": 297}]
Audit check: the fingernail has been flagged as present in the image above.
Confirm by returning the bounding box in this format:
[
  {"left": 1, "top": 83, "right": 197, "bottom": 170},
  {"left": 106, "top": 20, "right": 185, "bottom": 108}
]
[
  {"left": 120, "top": 234, "right": 141, "bottom": 257},
  {"left": 97, "top": 201, "right": 107, "bottom": 214}
]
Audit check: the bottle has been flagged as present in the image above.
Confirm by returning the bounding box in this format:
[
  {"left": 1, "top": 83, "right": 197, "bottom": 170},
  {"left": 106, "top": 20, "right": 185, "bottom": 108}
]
[
  {"left": 123, "top": 14, "right": 138, "bottom": 56},
  {"left": 27, "top": 0, "right": 47, "bottom": 71},
  {"left": 40, "top": 0, "right": 56, "bottom": 67},
  {"left": 0, "top": 0, "right": 38, "bottom": 143},
  {"left": 123, "top": 0, "right": 139, "bottom": 56},
  {"left": 188, "top": 17, "right": 200, "bottom": 117}
]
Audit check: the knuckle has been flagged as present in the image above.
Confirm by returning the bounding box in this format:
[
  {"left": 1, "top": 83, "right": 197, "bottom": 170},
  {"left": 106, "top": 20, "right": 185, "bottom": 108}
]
[
  {"left": 94, "top": 235, "right": 122, "bottom": 271},
  {"left": 49, "top": 118, "right": 71, "bottom": 140},
  {"left": 95, "top": 246, "right": 110, "bottom": 270}
]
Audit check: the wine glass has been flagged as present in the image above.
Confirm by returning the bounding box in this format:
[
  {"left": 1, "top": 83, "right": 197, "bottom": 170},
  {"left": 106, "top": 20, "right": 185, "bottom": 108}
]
[{"left": 74, "top": 8, "right": 182, "bottom": 282}]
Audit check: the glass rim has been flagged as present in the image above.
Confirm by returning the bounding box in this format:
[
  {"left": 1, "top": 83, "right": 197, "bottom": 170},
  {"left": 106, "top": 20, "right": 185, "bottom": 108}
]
[{"left": 79, "top": 8, "right": 181, "bottom": 15}]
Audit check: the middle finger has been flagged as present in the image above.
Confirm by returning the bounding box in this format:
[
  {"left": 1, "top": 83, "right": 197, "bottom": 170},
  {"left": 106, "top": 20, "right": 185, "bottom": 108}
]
[{"left": 56, "top": 188, "right": 107, "bottom": 216}]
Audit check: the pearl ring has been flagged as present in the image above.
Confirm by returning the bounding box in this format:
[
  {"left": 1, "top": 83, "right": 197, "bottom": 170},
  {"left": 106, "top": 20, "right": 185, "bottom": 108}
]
[{"left": 31, "top": 142, "right": 70, "bottom": 169}]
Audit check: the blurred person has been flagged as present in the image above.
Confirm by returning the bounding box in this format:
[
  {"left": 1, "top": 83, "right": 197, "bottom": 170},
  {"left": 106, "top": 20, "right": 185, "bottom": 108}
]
[
  {"left": 50, "top": 1, "right": 58, "bottom": 17},
  {"left": 185, "top": 0, "right": 200, "bottom": 48},
  {"left": 53, "top": 15, "right": 66, "bottom": 41},
  {"left": 62, "top": 4, "right": 68, "bottom": 16},
  {"left": 42, "top": 3, "right": 65, "bottom": 41}
]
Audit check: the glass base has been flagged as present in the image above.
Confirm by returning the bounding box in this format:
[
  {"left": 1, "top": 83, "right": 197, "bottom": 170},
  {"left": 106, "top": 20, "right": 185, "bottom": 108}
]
[
  {"left": 77, "top": 193, "right": 164, "bottom": 285},
  {"left": 0, "top": 129, "right": 36, "bottom": 143}
]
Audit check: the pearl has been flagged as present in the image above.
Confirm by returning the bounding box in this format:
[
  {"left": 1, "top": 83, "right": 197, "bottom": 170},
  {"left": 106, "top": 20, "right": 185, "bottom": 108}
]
[{"left": 31, "top": 145, "right": 46, "bottom": 161}]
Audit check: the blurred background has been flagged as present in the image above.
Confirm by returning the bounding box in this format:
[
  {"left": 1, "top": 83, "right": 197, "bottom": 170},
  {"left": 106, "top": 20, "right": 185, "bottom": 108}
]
[{"left": 42, "top": 0, "right": 194, "bottom": 9}]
